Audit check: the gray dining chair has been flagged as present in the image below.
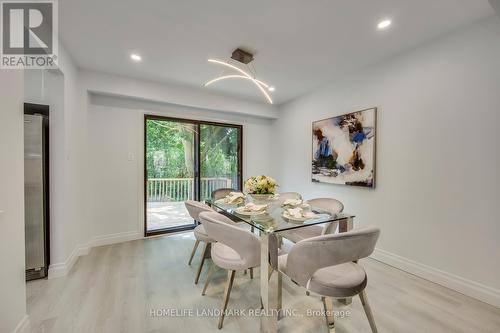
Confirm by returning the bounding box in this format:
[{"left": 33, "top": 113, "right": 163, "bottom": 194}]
[
  {"left": 281, "top": 198, "right": 344, "bottom": 243},
  {"left": 185, "top": 200, "right": 216, "bottom": 284},
  {"left": 199, "top": 211, "right": 261, "bottom": 329},
  {"left": 211, "top": 188, "right": 240, "bottom": 201},
  {"left": 278, "top": 192, "right": 302, "bottom": 201},
  {"left": 278, "top": 226, "right": 380, "bottom": 333},
  {"left": 211, "top": 187, "right": 255, "bottom": 237}
]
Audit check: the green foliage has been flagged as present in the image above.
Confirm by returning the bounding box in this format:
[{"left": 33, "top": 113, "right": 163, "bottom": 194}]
[
  {"left": 200, "top": 124, "right": 238, "bottom": 178},
  {"left": 146, "top": 120, "right": 239, "bottom": 180}
]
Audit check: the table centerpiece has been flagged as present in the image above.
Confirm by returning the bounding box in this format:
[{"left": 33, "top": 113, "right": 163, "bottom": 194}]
[{"left": 244, "top": 175, "right": 278, "bottom": 204}]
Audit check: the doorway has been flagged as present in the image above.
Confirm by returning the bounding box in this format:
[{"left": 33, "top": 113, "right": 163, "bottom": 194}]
[{"left": 144, "top": 115, "right": 242, "bottom": 236}]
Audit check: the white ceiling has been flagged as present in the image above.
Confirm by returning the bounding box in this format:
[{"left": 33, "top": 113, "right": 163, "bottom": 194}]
[{"left": 60, "top": 0, "right": 494, "bottom": 105}]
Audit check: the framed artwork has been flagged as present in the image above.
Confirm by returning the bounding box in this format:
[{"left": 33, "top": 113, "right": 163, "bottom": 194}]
[{"left": 312, "top": 107, "right": 376, "bottom": 188}]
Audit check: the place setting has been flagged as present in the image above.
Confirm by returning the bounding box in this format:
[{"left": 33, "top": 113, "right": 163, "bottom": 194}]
[
  {"left": 280, "top": 199, "right": 319, "bottom": 223},
  {"left": 214, "top": 191, "right": 246, "bottom": 206}
]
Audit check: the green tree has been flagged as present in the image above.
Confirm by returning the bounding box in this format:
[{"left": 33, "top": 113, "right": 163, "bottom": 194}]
[{"left": 146, "top": 120, "right": 238, "bottom": 180}]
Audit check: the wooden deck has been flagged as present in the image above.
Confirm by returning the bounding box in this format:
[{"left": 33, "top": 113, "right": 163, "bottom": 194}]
[{"left": 146, "top": 201, "right": 194, "bottom": 231}]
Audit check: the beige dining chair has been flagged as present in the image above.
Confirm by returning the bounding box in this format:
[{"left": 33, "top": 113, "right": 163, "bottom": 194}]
[
  {"left": 185, "top": 200, "right": 216, "bottom": 284},
  {"left": 281, "top": 198, "right": 344, "bottom": 243},
  {"left": 199, "top": 211, "right": 261, "bottom": 329},
  {"left": 211, "top": 188, "right": 240, "bottom": 201},
  {"left": 278, "top": 192, "right": 302, "bottom": 201},
  {"left": 278, "top": 226, "right": 380, "bottom": 333}
]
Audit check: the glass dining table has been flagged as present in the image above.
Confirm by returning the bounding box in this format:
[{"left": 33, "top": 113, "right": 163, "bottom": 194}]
[{"left": 206, "top": 198, "right": 355, "bottom": 333}]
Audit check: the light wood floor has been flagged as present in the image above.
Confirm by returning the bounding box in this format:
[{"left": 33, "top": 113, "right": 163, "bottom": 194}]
[{"left": 27, "top": 233, "right": 500, "bottom": 333}]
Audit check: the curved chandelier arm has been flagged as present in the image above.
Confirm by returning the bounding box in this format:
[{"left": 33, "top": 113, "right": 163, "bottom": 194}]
[
  {"left": 207, "top": 59, "right": 273, "bottom": 104},
  {"left": 204, "top": 75, "right": 270, "bottom": 89}
]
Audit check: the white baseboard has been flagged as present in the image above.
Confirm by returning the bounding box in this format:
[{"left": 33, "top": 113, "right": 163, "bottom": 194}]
[
  {"left": 90, "top": 230, "right": 142, "bottom": 248},
  {"left": 371, "top": 248, "right": 500, "bottom": 308},
  {"left": 48, "top": 243, "right": 90, "bottom": 279},
  {"left": 48, "top": 231, "right": 142, "bottom": 279},
  {"left": 12, "top": 314, "right": 30, "bottom": 333}
]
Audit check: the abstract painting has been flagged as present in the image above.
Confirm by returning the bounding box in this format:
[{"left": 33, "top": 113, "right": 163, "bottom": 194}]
[{"left": 312, "top": 108, "right": 376, "bottom": 188}]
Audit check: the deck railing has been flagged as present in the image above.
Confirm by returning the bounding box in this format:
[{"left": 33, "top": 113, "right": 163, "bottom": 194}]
[{"left": 147, "top": 177, "right": 233, "bottom": 202}]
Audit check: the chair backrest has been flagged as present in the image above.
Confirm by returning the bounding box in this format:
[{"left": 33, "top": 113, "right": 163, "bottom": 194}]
[
  {"left": 307, "top": 198, "right": 344, "bottom": 234},
  {"left": 184, "top": 200, "right": 213, "bottom": 221},
  {"left": 307, "top": 198, "right": 344, "bottom": 214},
  {"left": 199, "top": 211, "right": 260, "bottom": 268},
  {"left": 211, "top": 188, "right": 240, "bottom": 200},
  {"left": 284, "top": 226, "right": 380, "bottom": 288},
  {"left": 278, "top": 192, "right": 303, "bottom": 204}
]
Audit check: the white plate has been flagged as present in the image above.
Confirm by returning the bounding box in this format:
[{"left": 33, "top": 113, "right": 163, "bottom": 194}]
[{"left": 234, "top": 207, "right": 266, "bottom": 216}]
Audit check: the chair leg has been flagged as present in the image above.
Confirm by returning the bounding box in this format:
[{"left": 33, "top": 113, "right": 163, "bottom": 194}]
[
  {"left": 218, "top": 270, "right": 236, "bottom": 329},
  {"left": 202, "top": 262, "right": 217, "bottom": 296},
  {"left": 195, "top": 242, "right": 210, "bottom": 284},
  {"left": 250, "top": 267, "right": 253, "bottom": 279},
  {"left": 188, "top": 240, "right": 200, "bottom": 265},
  {"left": 322, "top": 296, "right": 336, "bottom": 333},
  {"left": 277, "top": 271, "right": 283, "bottom": 319},
  {"left": 359, "top": 290, "right": 378, "bottom": 333}
]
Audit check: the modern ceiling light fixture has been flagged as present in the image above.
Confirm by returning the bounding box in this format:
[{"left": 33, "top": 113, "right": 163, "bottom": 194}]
[{"left": 204, "top": 48, "right": 274, "bottom": 104}]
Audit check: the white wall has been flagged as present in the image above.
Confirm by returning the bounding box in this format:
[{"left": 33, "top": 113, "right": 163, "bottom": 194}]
[
  {"left": 57, "top": 45, "right": 91, "bottom": 269},
  {"left": 273, "top": 17, "right": 500, "bottom": 306},
  {"left": 24, "top": 44, "right": 91, "bottom": 278},
  {"left": 86, "top": 94, "right": 273, "bottom": 240},
  {"left": 0, "top": 71, "right": 28, "bottom": 332}
]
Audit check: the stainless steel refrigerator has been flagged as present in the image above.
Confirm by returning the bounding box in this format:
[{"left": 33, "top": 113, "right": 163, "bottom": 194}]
[{"left": 24, "top": 109, "right": 49, "bottom": 281}]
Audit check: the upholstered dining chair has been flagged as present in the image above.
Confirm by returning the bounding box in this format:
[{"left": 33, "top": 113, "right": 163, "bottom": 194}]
[
  {"left": 277, "top": 192, "right": 302, "bottom": 201},
  {"left": 278, "top": 226, "right": 380, "bottom": 333},
  {"left": 185, "top": 200, "right": 216, "bottom": 284},
  {"left": 199, "top": 211, "right": 261, "bottom": 329},
  {"left": 211, "top": 188, "right": 240, "bottom": 201},
  {"left": 281, "top": 198, "right": 344, "bottom": 243},
  {"left": 211, "top": 187, "right": 255, "bottom": 237}
]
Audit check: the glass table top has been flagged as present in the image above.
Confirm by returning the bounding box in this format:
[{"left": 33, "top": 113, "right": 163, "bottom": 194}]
[{"left": 206, "top": 199, "right": 354, "bottom": 234}]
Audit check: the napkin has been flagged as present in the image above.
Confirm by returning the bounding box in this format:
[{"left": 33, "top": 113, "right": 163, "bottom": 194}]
[
  {"left": 225, "top": 192, "right": 245, "bottom": 204},
  {"left": 286, "top": 207, "right": 317, "bottom": 219},
  {"left": 242, "top": 202, "right": 268, "bottom": 212},
  {"left": 281, "top": 198, "right": 302, "bottom": 208},
  {"left": 216, "top": 192, "right": 245, "bottom": 204}
]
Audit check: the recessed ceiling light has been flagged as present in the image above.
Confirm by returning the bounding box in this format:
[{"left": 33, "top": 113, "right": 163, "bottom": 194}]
[
  {"left": 130, "top": 53, "right": 142, "bottom": 61},
  {"left": 377, "top": 19, "right": 392, "bottom": 30},
  {"left": 268, "top": 86, "right": 275, "bottom": 92}
]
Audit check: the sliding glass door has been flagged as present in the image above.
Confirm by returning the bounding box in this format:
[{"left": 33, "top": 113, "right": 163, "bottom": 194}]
[
  {"left": 144, "top": 116, "right": 242, "bottom": 236},
  {"left": 200, "top": 124, "right": 241, "bottom": 201},
  {"left": 145, "top": 117, "right": 197, "bottom": 235}
]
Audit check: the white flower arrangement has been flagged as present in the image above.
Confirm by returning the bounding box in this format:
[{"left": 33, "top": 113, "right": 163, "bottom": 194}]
[{"left": 244, "top": 175, "right": 278, "bottom": 194}]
